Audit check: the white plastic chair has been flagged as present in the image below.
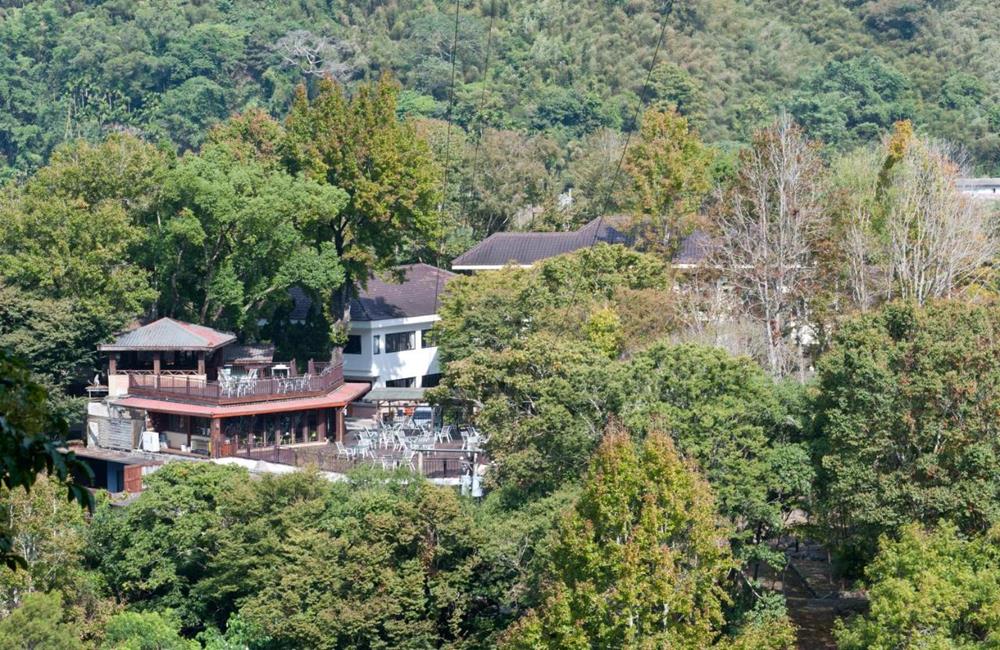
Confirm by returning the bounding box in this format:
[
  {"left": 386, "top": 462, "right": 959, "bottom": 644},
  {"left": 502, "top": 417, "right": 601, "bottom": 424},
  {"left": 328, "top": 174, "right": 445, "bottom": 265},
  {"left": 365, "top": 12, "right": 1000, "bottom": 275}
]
[
  {"left": 335, "top": 441, "right": 356, "bottom": 459},
  {"left": 400, "top": 449, "right": 417, "bottom": 472}
]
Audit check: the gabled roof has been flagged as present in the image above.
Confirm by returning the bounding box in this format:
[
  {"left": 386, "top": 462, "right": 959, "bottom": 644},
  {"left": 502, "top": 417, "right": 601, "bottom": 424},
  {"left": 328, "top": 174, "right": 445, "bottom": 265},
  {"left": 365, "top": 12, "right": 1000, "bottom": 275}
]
[
  {"left": 289, "top": 264, "right": 455, "bottom": 323},
  {"left": 451, "top": 218, "right": 633, "bottom": 270},
  {"left": 99, "top": 318, "right": 237, "bottom": 352}
]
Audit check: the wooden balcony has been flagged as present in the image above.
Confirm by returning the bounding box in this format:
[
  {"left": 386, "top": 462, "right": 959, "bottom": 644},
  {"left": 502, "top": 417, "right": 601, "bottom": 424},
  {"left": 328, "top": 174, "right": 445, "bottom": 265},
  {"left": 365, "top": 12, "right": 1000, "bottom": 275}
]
[{"left": 126, "top": 362, "right": 346, "bottom": 405}]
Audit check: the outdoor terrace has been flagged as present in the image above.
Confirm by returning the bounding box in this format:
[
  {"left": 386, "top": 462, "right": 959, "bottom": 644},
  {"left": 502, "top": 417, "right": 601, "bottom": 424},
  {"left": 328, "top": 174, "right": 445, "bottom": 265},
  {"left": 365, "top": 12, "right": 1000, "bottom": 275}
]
[
  {"left": 126, "top": 360, "right": 345, "bottom": 405},
  {"left": 233, "top": 422, "right": 488, "bottom": 479}
]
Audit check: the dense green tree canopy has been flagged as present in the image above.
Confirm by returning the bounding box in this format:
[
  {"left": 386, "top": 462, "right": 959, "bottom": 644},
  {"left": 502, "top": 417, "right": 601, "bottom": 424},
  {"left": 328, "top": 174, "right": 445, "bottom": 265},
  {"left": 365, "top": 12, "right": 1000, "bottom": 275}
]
[
  {"left": 435, "top": 244, "right": 672, "bottom": 365},
  {"left": 813, "top": 300, "right": 1000, "bottom": 570},
  {"left": 625, "top": 344, "right": 813, "bottom": 559},
  {"left": 284, "top": 76, "right": 441, "bottom": 326},
  {"left": 155, "top": 139, "right": 345, "bottom": 332},
  {"left": 836, "top": 523, "right": 1000, "bottom": 649},
  {"left": 2, "top": 0, "right": 1000, "bottom": 181},
  {"left": 501, "top": 427, "right": 795, "bottom": 649}
]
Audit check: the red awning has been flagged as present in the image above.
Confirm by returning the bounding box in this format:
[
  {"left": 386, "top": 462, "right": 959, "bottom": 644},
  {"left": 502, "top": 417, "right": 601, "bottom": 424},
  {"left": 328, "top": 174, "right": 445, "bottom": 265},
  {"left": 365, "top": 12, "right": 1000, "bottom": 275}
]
[{"left": 111, "top": 382, "right": 371, "bottom": 418}]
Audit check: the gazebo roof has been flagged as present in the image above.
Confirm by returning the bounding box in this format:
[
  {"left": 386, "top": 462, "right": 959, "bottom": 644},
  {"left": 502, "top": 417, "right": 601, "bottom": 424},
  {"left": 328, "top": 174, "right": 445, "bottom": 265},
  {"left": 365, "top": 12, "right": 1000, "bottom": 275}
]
[{"left": 99, "top": 318, "right": 237, "bottom": 352}]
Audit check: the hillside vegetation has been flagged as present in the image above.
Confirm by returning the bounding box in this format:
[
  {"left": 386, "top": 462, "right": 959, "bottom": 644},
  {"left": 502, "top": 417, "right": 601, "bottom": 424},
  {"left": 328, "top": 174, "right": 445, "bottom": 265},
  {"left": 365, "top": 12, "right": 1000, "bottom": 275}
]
[{"left": 2, "top": 0, "right": 999, "bottom": 179}]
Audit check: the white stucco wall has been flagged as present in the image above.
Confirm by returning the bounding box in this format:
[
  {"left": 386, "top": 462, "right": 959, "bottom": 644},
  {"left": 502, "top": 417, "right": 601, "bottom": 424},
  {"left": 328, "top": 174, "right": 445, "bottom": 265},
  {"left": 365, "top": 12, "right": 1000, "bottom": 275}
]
[{"left": 343, "top": 315, "right": 442, "bottom": 387}]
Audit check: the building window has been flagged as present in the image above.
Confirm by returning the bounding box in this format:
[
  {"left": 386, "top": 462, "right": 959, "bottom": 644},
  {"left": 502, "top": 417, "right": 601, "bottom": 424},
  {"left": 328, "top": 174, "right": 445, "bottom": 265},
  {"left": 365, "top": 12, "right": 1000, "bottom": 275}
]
[
  {"left": 385, "top": 331, "right": 415, "bottom": 353},
  {"left": 385, "top": 377, "right": 415, "bottom": 388},
  {"left": 421, "top": 328, "right": 437, "bottom": 349},
  {"left": 421, "top": 373, "right": 442, "bottom": 387},
  {"left": 344, "top": 335, "right": 362, "bottom": 355},
  {"left": 373, "top": 335, "right": 381, "bottom": 355}
]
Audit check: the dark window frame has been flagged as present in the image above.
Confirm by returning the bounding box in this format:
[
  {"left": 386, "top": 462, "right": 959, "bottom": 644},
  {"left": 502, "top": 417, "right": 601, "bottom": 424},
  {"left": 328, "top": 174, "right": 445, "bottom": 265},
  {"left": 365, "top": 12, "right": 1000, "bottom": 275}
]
[{"left": 344, "top": 335, "right": 362, "bottom": 355}]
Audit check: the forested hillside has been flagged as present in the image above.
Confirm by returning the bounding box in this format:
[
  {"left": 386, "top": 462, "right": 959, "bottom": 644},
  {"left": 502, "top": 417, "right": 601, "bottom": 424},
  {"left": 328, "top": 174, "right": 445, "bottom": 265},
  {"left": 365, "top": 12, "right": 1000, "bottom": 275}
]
[{"left": 2, "top": 0, "right": 999, "bottom": 181}]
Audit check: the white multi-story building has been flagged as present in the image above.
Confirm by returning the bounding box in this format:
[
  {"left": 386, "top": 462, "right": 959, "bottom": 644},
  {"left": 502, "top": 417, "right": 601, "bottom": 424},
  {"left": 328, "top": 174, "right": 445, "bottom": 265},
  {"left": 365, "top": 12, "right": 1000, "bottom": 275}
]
[{"left": 337, "top": 264, "right": 454, "bottom": 388}]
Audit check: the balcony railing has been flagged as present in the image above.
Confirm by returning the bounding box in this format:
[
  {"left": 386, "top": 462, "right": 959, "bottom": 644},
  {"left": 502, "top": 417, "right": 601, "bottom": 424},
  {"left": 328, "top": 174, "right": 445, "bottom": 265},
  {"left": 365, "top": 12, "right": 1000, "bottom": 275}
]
[{"left": 126, "top": 362, "right": 345, "bottom": 405}]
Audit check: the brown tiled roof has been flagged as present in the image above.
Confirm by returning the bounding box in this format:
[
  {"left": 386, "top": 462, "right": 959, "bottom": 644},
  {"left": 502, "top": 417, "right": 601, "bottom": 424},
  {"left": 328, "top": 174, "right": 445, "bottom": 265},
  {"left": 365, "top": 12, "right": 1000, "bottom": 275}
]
[
  {"left": 451, "top": 218, "right": 633, "bottom": 269},
  {"left": 99, "top": 318, "right": 237, "bottom": 352}
]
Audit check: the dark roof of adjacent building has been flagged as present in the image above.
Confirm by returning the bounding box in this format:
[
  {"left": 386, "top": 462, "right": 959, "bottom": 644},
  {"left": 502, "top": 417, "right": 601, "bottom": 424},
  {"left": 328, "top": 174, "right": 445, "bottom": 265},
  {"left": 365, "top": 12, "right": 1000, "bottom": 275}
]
[
  {"left": 222, "top": 344, "right": 275, "bottom": 364},
  {"left": 672, "top": 230, "right": 714, "bottom": 267},
  {"left": 450, "top": 218, "right": 633, "bottom": 269},
  {"left": 99, "top": 318, "right": 237, "bottom": 352},
  {"left": 352, "top": 264, "right": 456, "bottom": 321},
  {"left": 289, "top": 264, "right": 455, "bottom": 323}
]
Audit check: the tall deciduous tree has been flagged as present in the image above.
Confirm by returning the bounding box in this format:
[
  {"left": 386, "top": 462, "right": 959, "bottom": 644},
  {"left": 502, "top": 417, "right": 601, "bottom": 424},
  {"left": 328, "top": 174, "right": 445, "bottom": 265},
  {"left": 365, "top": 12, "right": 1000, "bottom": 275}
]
[
  {"left": 624, "top": 106, "right": 713, "bottom": 250},
  {"left": 435, "top": 334, "right": 626, "bottom": 501},
  {"left": 0, "top": 136, "right": 164, "bottom": 413},
  {"left": 881, "top": 133, "right": 996, "bottom": 304},
  {"left": 714, "top": 116, "right": 823, "bottom": 378},
  {"left": 501, "top": 426, "right": 795, "bottom": 649},
  {"left": 155, "top": 140, "right": 345, "bottom": 333},
  {"left": 283, "top": 76, "right": 441, "bottom": 336}
]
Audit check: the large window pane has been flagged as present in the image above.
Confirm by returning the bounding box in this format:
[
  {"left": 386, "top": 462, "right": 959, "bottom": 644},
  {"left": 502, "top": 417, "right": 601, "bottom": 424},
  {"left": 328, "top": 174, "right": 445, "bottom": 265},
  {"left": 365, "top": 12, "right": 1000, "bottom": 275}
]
[{"left": 385, "top": 331, "right": 415, "bottom": 353}]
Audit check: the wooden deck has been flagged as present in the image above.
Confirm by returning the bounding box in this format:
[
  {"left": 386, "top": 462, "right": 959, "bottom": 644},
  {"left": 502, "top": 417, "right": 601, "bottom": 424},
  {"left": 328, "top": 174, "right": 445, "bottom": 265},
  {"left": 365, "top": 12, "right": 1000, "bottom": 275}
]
[{"left": 127, "top": 363, "right": 345, "bottom": 405}]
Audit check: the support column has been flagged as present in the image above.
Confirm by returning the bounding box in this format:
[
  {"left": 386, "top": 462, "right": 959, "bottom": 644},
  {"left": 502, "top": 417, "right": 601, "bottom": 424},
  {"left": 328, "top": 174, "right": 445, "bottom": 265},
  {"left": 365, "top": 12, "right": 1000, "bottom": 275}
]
[
  {"left": 152, "top": 352, "right": 161, "bottom": 375},
  {"left": 335, "top": 408, "right": 345, "bottom": 444},
  {"left": 301, "top": 414, "right": 310, "bottom": 443},
  {"left": 108, "top": 355, "right": 117, "bottom": 375},
  {"left": 316, "top": 409, "right": 328, "bottom": 442},
  {"left": 197, "top": 351, "right": 206, "bottom": 375},
  {"left": 210, "top": 418, "right": 222, "bottom": 459}
]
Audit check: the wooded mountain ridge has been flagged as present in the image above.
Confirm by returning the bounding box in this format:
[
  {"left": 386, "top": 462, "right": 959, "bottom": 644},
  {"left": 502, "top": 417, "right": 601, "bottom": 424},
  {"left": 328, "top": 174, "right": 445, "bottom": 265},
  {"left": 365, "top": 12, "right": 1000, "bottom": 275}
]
[{"left": 2, "top": 0, "right": 999, "bottom": 179}]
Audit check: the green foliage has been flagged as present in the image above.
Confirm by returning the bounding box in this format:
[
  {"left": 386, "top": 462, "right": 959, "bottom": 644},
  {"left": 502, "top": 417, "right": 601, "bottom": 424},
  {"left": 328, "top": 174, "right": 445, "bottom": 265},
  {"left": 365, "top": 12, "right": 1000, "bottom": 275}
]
[
  {"left": 835, "top": 522, "right": 1000, "bottom": 649},
  {"left": 103, "top": 610, "right": 198, "bottom": 650},
  {"left": 436, "top": 333, "right": 626, "bottom": 501},
  {"left": 155, "top": 136, "right": 346, "bottom": 332},
  {"left": 233, "top": 473, "right": 491, "bottom": 648},
  {"left": 2, "top": 0, "right": 999, "bottom": 182},
  {"left": 87, "top": 463, "right": 505, "bottom": 647},
  {"left": 791, "top": 55, "right": 913, "bottom": 148},
  {"left": 284, "top": 76, "right": 442, "bottom": 323},
  {"left": 0, "top": 350, "right": 92, "bottom": 570},
  {"left": 436, "top": 244, "right": 671, "bottom": 365},
  {"left": 0, "top": 477, "right": 88, "bottom": 614},
  {"left": 0, "top": 590, "right": 78, "bottom": 650},
  {"left": 624, "top": 344, "right": 813, "bottom": 558},
  {"left": 501, "top": 428, "right": 795, "bottom": 649},
  {"left": 86, "top": 462, "right": 252, "bottom": 630},
  {"left": 0, "top": 135, "right": 165, "bottom": 418},
  {"left": 814, "top": 300, "right": 1000, "bottom": 571},
  {"left": 624, "top": 106, "right": 713, "bottom": 248}
]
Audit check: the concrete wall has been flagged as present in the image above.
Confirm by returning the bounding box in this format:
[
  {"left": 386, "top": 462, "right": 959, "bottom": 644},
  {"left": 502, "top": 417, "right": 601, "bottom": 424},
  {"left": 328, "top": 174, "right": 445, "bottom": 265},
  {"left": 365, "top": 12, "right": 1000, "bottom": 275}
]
[{"left": 344, "top": 315, "right": 441, "bottom": 387}]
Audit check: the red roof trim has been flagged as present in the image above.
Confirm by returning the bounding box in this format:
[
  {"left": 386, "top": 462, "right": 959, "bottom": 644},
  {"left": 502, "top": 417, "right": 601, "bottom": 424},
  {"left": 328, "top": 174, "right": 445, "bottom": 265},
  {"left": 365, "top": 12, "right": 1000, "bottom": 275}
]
[{"left": 111, "top": 382, "right": 371, "bottom": 418}]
